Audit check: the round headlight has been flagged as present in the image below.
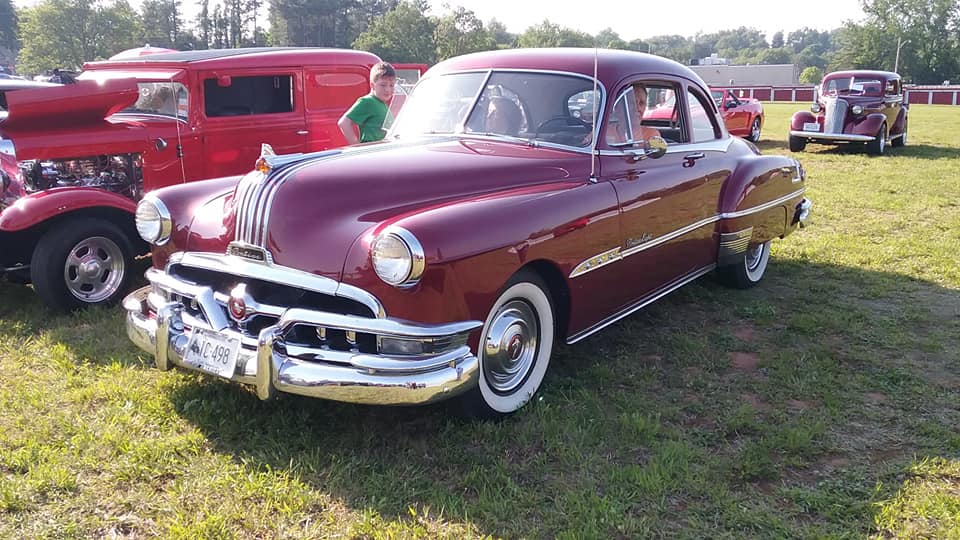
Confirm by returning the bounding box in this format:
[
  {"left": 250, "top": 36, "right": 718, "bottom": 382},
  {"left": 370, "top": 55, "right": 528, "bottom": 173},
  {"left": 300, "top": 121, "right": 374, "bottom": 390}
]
[
  {"left": 371, "top": 227, "right": 425, "bottom": 287},
  {"left": 851, "top": 105, "right": 864, "bottom": 115},
  {"left": 810, "top": 103, "right": 822, "bottom": 113},
  {"left": 135, "top": 196, "right": 172, "bottom": 245}
]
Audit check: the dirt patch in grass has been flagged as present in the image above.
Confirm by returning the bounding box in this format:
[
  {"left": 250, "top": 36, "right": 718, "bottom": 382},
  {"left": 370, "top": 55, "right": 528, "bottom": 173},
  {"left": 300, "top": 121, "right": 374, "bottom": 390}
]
[
  {"left": 741, "top": 393, "right": 772, "bottom": 412},
  {"left": 733, "top": 326, "right": 758, "bottom": 342},
  {"left": 730, "top": 352, "right": 761, "bottom": 372}
]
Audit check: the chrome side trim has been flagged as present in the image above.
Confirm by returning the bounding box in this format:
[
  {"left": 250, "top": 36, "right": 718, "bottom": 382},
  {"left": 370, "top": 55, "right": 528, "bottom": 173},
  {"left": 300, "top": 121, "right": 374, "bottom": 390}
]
[
  {"left": 720, "top": 188, "right": 806, "bottom": 219},
  {"left": 567, "top": 264, "right": 716, "bottom": 344},
  {"left": 717, "top": 227, "right": 753, "bottom": 266},
  {"left": 788, "top": 131, "right": 873, "bottom": 142},
  {"left": 596, "top": 136, "right": 734, "bottom": 157},
  {"left": 569, "top": 247, "right": 622, "bottom": 278},
  {"left": 620, "top": 215, "right": 719, "bottom": 258},
  {"left": 163, "top": 251, "right": 386, "bottom": 318}
]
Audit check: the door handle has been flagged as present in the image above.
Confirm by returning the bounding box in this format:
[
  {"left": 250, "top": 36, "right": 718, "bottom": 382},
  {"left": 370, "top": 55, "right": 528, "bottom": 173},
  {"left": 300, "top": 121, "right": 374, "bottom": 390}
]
[
  {"left": 297, "top": 130, "right": 309, "bottom": 135},
  {"left": 683, "top": 152, "right": 705, "bottom": 167}
]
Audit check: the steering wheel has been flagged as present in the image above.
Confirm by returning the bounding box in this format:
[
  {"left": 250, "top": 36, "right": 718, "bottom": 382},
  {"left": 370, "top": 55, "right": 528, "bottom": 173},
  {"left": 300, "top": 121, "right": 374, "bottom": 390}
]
[{"left": 535, "top": 115, "right": 591, "bottom": 138}]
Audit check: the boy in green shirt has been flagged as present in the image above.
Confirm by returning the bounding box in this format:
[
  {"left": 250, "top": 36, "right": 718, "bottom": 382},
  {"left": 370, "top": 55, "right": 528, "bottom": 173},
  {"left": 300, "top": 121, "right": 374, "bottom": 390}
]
[{"left": 338, "top": 62, "right": 397, "bottom": 144}]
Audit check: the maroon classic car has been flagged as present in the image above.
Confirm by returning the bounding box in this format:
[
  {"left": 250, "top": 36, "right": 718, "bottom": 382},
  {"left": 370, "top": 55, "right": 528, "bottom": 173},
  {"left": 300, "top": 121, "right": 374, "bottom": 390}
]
[
  {"left": 1, "top": 48, "right": 380, "bottom": 310},
  {"left": 711, "top": 89, "right": 764, "bottom": 142},
  {"left": 124, "top": 48, "right": 811, "bottom": 418},
  {"left": 789, "top": 70, "right": 907, "bottom": 154}
]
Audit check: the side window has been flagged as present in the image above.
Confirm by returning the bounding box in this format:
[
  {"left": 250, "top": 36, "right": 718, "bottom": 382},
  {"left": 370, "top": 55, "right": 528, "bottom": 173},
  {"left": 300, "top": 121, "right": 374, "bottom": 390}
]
[
  {"left": 567, "top": 89, "right": 599, "bottom": 124},
  {"left": 686, "top": 88, "right": 721, "bottom": 143},
  {"left": 204, "top": 75, "right": 294, "bottom": 117},
  {"left": 605, "top": 82, "right": 679, "bottom": 146},
  {"left": 885, "top": 79, "right": 900, "bottom": 96}
]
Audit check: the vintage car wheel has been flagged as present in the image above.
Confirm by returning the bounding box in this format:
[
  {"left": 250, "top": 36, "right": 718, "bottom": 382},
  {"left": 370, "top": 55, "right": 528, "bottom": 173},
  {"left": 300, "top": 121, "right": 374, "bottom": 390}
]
[
  {"left": 748, "top": 117, "right": 762, "bottom": 142},
  {"left": 788, "top": 135, "right": 806, "bottom": 152},
  {"left": 30, "top": 218, "right": 134, "bottom": 311},
  {"left": 892, "top": 119, "right": 907, "bottom": 147},
  {"left": 718, "top": 241, "right": 771, "bottom": 289},
  {"left": 457, "top": 271, "right": 555, "bottom": 419},
  {"left": 867, "top": 123, "right": 887, "bottom": 155}
]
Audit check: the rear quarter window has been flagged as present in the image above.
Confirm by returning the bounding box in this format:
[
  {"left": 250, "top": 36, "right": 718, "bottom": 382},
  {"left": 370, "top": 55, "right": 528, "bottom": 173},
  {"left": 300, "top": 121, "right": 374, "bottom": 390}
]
[{"left": 305, "top": 69, "right": 370, "bottom": 111}]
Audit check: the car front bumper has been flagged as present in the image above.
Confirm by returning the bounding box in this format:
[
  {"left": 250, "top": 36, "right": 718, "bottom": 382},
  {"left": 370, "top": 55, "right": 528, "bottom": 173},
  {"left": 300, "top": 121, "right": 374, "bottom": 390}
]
[
  {"left": 789, "top": 130, "right": 874, "bottom": 142},
  {"left": 124, "top": 284, "right": 482, "bottom": 405}
]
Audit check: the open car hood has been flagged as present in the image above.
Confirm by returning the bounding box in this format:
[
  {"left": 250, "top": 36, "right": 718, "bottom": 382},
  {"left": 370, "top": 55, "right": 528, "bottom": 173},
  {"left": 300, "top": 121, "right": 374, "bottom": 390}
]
[{"left": 2, "top": 78, "right": 139, "bottom": 132}]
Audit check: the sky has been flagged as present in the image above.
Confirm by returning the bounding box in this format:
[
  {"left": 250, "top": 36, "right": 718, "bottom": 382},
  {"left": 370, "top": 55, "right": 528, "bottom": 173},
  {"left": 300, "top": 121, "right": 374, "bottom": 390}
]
[{"left": 13, "top": 0, "right": 866, "bottom": 42}]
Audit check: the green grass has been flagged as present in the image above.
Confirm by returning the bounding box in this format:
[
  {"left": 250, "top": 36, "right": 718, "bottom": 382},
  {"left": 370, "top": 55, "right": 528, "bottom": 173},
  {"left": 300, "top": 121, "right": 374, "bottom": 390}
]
[{"left": 2, "top": 103, "right": 959, "bottom": 538}]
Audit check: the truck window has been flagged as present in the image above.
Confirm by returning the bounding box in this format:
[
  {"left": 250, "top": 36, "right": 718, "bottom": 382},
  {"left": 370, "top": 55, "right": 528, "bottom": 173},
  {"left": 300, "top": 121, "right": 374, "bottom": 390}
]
[{"left": 204, "top": 75, "right": 294, "bottom": 117}]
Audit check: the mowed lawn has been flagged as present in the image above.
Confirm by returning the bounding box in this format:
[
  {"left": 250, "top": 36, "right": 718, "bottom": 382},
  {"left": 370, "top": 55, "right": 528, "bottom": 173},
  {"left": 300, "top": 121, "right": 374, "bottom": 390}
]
[{"left": 1, "top": 103, "right": 958, "bottom": 539}]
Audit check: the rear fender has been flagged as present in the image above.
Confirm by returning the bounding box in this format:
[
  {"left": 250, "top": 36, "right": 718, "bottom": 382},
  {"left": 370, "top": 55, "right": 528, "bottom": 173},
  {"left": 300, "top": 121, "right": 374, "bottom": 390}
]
[
  {"left": 892, "top": 107, "right": 908, "bottom": 135},
  {"left": 0, "top": 186, "right": 135, "bottom": 232},
  {"left": 718, "top": 155, "right": 805, "bottom": 252}
]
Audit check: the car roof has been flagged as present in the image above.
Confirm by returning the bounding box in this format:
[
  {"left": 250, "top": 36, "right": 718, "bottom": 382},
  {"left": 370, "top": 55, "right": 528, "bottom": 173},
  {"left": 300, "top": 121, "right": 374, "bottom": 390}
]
[
  {"left": 824, "top": 70, "right": 900, "bottom": 81},
  {"left": 83, "top": 47, "right": 381, "bottom": 71},
  {"left": 426, "top": 48, "right": 708, "bottom": 90}
]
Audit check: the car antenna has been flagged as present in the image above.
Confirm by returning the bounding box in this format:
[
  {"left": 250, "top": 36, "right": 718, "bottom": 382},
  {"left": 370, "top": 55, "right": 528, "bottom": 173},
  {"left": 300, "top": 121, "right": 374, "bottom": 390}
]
[
  {"left": 169, "top": 80, "right": 187, "bottom": 183},
  {"left": 589, "top": 48, "right": 599, "bottom": 184}
]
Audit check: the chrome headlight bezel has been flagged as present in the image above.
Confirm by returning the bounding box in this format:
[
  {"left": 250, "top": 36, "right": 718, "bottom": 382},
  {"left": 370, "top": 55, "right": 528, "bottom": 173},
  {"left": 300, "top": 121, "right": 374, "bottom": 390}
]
[
  {"left": 810, "top": 103, "right": 822, "bottom": 113},
  {"left": 371, "top": 226, "right": 425, "bottom": 288},
  {"left": 135, "top": 195, "right": 172, "bottom": 246},
  {"left": 851, "top": 104, "right": 864, "bottom": 115}
]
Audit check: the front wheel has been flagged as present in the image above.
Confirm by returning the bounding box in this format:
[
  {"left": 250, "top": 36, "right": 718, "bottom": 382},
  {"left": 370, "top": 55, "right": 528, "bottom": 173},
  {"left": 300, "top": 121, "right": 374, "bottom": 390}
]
[
  {"left": 456, "top": 271, "right": 555, "bottom": 420},
  {"left": 866, "top": 123, "right": 887, "bottom": 155},
  {"left": 717, "top": 241, "right": 771, "bottom": 289},
  {"left": 748, "top": 117, "right": 762, "bottom": 142},
  {"left": 788, "top": 135, "right": 806, "bottom": 152},
  {"left": 30, "top": 218, "right": 135, "bottom": 311}
]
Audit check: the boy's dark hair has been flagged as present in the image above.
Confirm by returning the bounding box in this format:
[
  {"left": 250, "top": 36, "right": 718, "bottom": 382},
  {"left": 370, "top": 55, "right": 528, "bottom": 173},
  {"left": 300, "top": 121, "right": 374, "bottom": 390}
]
[{"left": 370, "top": 62, "right": 396, "bottom": 83}]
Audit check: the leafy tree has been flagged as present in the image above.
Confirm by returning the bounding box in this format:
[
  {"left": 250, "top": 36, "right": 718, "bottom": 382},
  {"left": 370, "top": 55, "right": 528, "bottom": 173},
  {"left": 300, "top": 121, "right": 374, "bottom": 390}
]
[
  {"left": 770, "top": 31, "right": 784, "bottom": 48},
  {"left": 754, "top": 47, "right": 793, "bottom": 65},
  {"left": 17, "top": 0, "right": 140, "bottom": 73},
  {"left": 486, "top": 18, "right": 514, "bottom": 48},
  {"left": 0, "top": 0, "right": 19, "bottom": 53},
  {"left": 595, "top": 27, "right": 628, "bottom": 49},
  {"left": 140, "top": 0, "right": 181, "bottom": 49},
  {"left": 714, "top": 27, "right": 768, "bottom": 58},
  {"left": 516, "top": 20, "right": 593, "bottom": 48},
  {"left": 645, "top": 34, "right": 692, "bottom": 63},
  {"left": 196, "top": 0, "right": 211, "bottom": 49},
  {"left": 353, "top": 0, "right": 437, "bottom": 63},
  {"left": 434, "top": 5, "right": 495, "bottom": 61},
  {"left": 799, "top": 66, "right": 823, "bottom": 83}
]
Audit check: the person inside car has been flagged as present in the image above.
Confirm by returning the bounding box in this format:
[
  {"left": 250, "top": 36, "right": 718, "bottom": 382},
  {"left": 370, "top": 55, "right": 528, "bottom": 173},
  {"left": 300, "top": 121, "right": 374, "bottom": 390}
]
[{"left": 484, "top": 96, "right": 523, "bottom": 136}]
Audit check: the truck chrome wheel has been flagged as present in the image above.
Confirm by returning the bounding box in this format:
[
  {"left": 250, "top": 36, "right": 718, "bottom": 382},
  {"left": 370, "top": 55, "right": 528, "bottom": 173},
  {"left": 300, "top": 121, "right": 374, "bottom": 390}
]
[
  {"left": 64, "top": 235, "right": 126, "bottom": 303},
  {"left": 483, "top": 300, "right": 539, "bottom": 394},
  {"left": 749, "top": 117, "right": 762, "bottom": 142}
]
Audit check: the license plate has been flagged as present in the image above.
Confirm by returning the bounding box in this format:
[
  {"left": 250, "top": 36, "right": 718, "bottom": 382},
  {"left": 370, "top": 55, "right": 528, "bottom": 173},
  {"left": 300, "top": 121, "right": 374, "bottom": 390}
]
[
  {"left": 184, "top": 328, "right": 240, "bottom": 379},
  {"left": 803, "top": 122, "right": 820, "bottom": 132}
]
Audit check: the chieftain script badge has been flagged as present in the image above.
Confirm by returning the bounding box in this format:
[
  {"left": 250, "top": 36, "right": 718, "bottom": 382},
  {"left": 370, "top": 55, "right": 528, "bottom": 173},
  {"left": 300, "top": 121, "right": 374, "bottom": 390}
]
[{"left": 227, "top": 242, "right": 269, "bottom": 262}]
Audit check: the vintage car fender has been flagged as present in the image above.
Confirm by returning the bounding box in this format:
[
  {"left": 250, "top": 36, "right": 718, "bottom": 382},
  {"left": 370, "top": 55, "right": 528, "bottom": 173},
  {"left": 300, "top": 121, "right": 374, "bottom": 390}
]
[
  {"left": 847, "top": 112, "right": 888, "bottom": 136},
  {"left": 338, "top": 179, "right": 621, "bottom": 333},
  {"left": 790, "top": 111, "right": 818, "bottom": 131},
  {"left": 718, "top": 154, "right": 805, "bottom": 246},
  {"left": 0, "top": 186, "right": 136, "bottom": 232},
  {"left": 892, "top": 107, "right": 908, "bottom": 134}
]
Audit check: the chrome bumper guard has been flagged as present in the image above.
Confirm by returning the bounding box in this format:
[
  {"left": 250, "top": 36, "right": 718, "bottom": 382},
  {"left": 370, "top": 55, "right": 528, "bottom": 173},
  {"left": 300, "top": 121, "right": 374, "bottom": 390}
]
[
  {"left": 789, "top": 130, "right": 874, "bottom": 142},
  {"left": 124, "top": 283, "right": 482, "bottom": 405},
  {"left": 794, "top": 198, "right": 812, "bottom": 228}
]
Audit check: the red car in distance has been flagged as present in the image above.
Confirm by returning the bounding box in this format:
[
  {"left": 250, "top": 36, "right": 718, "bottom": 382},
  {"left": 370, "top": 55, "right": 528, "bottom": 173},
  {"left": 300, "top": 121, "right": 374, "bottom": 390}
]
[{"left": 711, "top": 89, "right": 764, "bottom": 142}]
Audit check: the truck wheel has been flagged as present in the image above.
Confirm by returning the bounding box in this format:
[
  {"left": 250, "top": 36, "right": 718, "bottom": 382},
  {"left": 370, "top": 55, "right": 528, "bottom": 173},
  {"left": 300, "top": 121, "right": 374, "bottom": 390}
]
[
  {"left": 717, "top": 240, "right": 771, "bottom": 289},
  {"left": 31, "top": 218, "right": 134, "bottom": 311},
  {"left": 748, "top": 117, "right": 762, "bottom": 142},
  {"left": 867, "top": 123, "right": 886, "bottom": 155},
  {"left": 788, "top": 135, "right": 806, "bottom": 152},
  {"left": 456, "top": 270, "right": 555, "bottom": 420},
  {"left": 892, "top": 119, "right": 907, "bottom": 147}
]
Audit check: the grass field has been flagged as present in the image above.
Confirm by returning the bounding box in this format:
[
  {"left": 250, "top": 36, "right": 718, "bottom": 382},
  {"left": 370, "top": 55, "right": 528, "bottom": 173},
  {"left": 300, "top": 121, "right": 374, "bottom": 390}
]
[{"left": 1, "top": 103, "right": 959, "bottom": 539}]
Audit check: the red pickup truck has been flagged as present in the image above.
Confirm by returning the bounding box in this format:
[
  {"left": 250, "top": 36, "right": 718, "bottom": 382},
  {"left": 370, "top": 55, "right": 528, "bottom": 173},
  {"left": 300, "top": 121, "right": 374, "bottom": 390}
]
[{"left": 0, "top": 47, "right": 381, "bottom": 310}]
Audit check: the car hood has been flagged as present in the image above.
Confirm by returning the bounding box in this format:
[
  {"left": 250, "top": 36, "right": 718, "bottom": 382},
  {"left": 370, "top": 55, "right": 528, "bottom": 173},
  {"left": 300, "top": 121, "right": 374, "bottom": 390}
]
[{"left": 200, "top": 137, "right": 591, "bottom": 280}]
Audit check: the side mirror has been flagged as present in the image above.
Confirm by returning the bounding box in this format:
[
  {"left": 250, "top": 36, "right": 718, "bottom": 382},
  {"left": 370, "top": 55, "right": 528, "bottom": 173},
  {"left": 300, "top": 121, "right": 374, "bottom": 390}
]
[
  {"left": 645, "top": 136, "right": 668, "bottom": 159},
  {"left": 725, "top": 101, "right": 737, "bottom": 109},
  {"left": 216, "top": 75, "right": 232, "bottom": 88}
]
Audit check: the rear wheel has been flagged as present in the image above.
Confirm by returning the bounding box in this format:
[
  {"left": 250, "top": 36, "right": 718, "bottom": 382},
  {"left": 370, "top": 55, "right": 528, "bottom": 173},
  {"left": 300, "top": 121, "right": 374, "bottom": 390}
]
[
  {"left": 892, "top": 119, "right": 907, "bottom": 147},
  {"left": 748, "top": 117, "right": 762, "bottom": 142},
  {"left": 456, "top": 270, "right": 555, "bottom": 420},
  {"left": 788, "top": 135, "right": 806, "bottom": 152},
  {"left": 717, "top": 241, "right": 771, "bottom": 289},
  {"left": 30, "top": 218, "right": 134, "bottom": 311},
  {"left": 866, "top": 123, "right": 887, "bottom": 155}
]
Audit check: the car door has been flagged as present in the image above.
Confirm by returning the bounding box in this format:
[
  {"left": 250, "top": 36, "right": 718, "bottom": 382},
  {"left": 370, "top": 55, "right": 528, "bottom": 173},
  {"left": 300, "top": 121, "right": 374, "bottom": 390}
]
[
  {"left": 198, "top": 69, "right": 307, "bottom": 179},
  {"left": 138, "top": 79, "right": 202, "bottom": 188},
  {"left": 724, "top": 90, "right": 750, "bottom": 134},
  {"left": 303, "top": 65, "right": 370, "bottom": 151},
  {"left": 882, "top": 77, "right": 903, "bottom": 134},
  {"left": 598, "top": 80, "right": 730, "bottom": 307}
]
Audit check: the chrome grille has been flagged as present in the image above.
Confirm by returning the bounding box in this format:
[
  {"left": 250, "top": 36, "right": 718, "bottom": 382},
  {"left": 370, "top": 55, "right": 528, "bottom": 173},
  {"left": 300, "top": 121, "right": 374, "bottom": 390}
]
[{"left": 823, "top": 97, "right": 847, "bottom": 134}]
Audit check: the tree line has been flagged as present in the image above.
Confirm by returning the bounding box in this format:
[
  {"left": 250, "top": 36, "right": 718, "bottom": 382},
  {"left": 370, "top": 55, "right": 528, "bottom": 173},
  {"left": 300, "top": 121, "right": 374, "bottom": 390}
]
[{"left": 0, "top": 0, "right": 957, "bottom": 84}]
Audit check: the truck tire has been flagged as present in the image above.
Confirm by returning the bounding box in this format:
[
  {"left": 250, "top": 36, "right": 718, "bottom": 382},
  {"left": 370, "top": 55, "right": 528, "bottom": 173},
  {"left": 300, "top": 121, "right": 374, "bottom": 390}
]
[
  {"left": 30, "top": 218, "right": 135, "bottom": 311},
  {"left": 788, "top": 135, "right": 806, "bottom": 152}
]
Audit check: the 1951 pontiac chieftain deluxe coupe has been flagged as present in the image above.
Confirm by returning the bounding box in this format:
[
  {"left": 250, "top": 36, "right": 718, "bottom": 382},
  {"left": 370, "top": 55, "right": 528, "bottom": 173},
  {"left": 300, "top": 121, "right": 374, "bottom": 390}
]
[
  {"left": 125, "top": 48, "right": 811, "bottom": 418},
  {"left": 789, "top": 70, "right": 907, "bottom": 155}
]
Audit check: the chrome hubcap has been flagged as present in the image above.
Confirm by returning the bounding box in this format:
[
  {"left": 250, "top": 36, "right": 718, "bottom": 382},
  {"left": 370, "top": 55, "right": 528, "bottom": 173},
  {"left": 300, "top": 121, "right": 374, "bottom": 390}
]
[
  {"left": 751, "top": 119, "right": 760, "bottom": 140},
  {"left": 745, "top": 243, "right": 765, "bottom": 272},
  {"left": 64, "top": 236, "right": 125, "bottom": 302},
  {"left": 484, "top": 300, "right": 539, "bottom": 394}
]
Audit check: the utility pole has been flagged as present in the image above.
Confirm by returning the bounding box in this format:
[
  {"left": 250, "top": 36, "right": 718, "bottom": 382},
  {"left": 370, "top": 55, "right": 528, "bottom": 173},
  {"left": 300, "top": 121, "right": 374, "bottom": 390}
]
[{"left": 894, "top": 36, "right": 910, "bottom": 73}]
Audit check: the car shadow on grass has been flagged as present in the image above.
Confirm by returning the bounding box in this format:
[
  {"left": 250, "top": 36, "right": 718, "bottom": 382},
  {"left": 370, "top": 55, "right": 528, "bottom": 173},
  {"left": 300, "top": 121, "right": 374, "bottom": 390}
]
[
  {"left": 756, "top": 139, "right": 958, "bottom": 159},
  {"left": 151, "top": 260, "right": 960, "bottom": 537}
]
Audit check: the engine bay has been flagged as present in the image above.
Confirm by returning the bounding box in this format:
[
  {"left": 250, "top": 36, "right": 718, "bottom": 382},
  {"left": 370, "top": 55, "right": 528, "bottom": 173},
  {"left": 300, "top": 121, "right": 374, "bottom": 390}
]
[{"left": 18, "top": 154, "right": 143, "bottom": 200}]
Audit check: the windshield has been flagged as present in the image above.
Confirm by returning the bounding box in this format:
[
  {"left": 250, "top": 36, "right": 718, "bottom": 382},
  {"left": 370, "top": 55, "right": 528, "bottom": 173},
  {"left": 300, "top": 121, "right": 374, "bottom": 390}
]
[
  {"left": 120, "top": 82, "right": 188, "bottom": 119},
  {"left": 390, "top": 71, "right": 602, "bottom": 148},
  {"left": 822, "top": 76, "right": 884, "bottom": 97}
]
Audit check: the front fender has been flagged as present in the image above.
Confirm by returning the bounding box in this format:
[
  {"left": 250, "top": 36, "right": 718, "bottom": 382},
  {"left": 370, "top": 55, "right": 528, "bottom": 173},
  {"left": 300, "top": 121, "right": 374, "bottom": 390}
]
[
  {"left": 790, "top": 111, "right": 817, "bottom": 130},
  {"left": 0, "top": 186, "right": 135, "bottom": 232},
  {"left": 849, "top": 113, "right": 887, "bottom": 136}
]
